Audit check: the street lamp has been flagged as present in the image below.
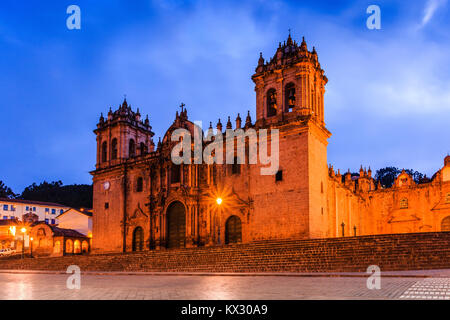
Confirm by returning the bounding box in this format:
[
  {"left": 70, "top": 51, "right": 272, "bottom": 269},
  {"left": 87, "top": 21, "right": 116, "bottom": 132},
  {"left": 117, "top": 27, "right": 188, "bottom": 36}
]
[
  {"left": 21, "top": 227, "right": 26, "bottom": 259},
  {"left": 30, "top": 237, "right": 34, "bottom": 258},
  {"left": 215, "top": 198, "right": 223, "bottom": 245}
]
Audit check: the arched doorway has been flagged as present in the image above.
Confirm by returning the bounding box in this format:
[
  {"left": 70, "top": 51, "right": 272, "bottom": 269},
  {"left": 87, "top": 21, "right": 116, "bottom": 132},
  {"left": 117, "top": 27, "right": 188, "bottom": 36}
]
[
  {"left": 166, "top": 202, "right": 186, "bottom": 248},
  {"left": 132, "top": 227, "right": 144, "bottom": 251},
  {"left": 225, "top": 215, "right": 242, "bottom": 244},
  {"left": 441, "top": 216, "right": 450, "bottom": 231}
]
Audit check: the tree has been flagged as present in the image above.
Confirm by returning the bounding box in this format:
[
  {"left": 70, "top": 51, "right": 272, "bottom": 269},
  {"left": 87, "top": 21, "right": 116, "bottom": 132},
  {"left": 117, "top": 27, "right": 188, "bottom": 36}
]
[
  {"left": 375, "top": 167, "right": 425, "bottom": 188},
  {"left": 0, "top": 180, "right": 15, "bottom": 198},
  {"left": 404, "top": 169, "right": 425, "bottom": 184},
  {"left": 19, "top": 181, "right": 93, "bottom": 208},
  {"left": 374, "top": 167, "right": 399, "bottom": 188}
]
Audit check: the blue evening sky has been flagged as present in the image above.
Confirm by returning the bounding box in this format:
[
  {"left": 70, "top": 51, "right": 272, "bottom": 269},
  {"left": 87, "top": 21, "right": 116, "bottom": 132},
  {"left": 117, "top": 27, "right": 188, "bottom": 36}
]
[{"left": 0, "top": 0, "right": 449, "bottom": 193}]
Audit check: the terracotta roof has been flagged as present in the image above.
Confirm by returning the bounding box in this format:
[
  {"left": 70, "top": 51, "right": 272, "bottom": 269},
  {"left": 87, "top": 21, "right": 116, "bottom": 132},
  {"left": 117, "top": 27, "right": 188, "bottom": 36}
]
[
  {"left": 0, "top": 198, "right": 69, "bottom": 208},
  {"left": 51, "top": 226, "right": 88, "bottom": 238},
  {"left": 56, "top": 208, "right": 93, "bottom": 219},
  {"left": 30, "top": 222, "right": 88, "bottom": 238}
]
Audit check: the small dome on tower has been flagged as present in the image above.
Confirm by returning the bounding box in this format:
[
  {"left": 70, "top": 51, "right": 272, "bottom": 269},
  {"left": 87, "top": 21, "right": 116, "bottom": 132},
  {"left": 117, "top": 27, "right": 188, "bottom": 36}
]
[
  {"left": 226, "top": 116, "right": 232, "bottom": 129},
  {"left": 300, "top": 36, "right": 307, "bottom": 51},
  {"left": 245, "top": 110, "right": 252, "bottom": 127},
  {"left": 235, "top": 113, "right": 242, "bottom": 129},
  {"left": 286, "top": 32, "right": 293, "bottom": 46},
  {"left": 216, "top": 119, "right": 222, "bottom": 132},
  {"left": 445, "top": 155, "right": 450, "bottom": 167},
  {"left": 258, "top": 52, "right": 264, "bottom": 66}
]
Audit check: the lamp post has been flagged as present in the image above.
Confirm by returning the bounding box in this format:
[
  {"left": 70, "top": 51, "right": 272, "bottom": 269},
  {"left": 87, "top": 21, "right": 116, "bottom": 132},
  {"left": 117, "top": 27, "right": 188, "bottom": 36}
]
[
  {"left": 216, "top": 198, "right": 223, "bottom": 245},
  {"left": 30, "top": 237, "right": 34, "bottom": 258},
  {"left": 21, "top": 227, "right": 26, "bottom": 259}
]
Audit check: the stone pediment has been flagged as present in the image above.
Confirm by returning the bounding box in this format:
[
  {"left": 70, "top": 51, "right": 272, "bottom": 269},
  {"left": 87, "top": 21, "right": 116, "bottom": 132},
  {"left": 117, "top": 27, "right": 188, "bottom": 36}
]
[
  {"left": 431, "top": 195, "right": 450, "bottom": 212},
  {"left": 387, "top": 209, "right": 421, "bottom": 223},
  {"left": 129, "top": 203, "right": 148, "bottom": 220}
]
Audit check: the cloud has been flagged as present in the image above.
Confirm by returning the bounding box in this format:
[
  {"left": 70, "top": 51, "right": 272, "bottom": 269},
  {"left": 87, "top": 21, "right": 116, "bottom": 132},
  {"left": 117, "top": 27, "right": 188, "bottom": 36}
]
[
  {"left": 2, "top": 0, "right": 450, "bottom": 191},
  {"left": 420, "top": 0, "right": 447, "bottom": 27}
]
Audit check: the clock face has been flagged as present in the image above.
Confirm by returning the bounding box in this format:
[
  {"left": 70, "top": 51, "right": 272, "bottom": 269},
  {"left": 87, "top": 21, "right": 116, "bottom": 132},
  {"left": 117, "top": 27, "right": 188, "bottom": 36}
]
[{"left": 103, "top": 181, "right": 110, "bottom": 190}]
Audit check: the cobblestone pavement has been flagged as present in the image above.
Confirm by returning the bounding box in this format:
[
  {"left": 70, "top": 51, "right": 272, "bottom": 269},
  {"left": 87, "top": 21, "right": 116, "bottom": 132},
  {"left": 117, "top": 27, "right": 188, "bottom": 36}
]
[
  {"left": 400, "top": 278, "right": 450, "bottom": 300},
  {"left": 2, "top": 272, "right": 443, "bottom": 300}
]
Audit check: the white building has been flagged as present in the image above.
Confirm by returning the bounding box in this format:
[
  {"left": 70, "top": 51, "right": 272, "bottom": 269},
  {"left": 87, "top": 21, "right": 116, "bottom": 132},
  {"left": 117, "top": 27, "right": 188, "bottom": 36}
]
[
  {"left": 0, "top": 198, "right": 69, "bottom": 225},
  {"left": 56, "top": 208, "right": 92, "bottom": 237}
]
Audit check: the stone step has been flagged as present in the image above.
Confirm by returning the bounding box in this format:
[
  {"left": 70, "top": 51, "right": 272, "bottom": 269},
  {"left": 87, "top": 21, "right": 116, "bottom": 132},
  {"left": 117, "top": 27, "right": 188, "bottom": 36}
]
[{"left": 1, "top": 231, "right": 449, "bottom": 273}]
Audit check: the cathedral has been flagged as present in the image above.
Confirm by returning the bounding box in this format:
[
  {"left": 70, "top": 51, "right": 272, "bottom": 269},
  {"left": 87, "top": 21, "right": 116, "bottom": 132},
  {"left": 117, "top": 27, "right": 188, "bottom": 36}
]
[{"left": 91, "top": 35, "right": 450, "bottom": 253}]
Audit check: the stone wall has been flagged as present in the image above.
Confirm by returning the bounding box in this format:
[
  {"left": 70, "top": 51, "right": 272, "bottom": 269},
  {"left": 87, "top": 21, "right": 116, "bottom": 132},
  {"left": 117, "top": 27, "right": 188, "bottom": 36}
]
[{"left": 2, "top": 232, "right": 449, "bottom": 273}]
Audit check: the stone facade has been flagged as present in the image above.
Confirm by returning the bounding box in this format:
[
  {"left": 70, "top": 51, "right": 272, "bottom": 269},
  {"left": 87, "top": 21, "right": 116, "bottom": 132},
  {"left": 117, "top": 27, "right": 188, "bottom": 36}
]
[
  {"left": 28, "top": 222, "right": 90, "bottom": 257},
  {"left": 91, "top": 35, "right": 450, "bottom": 254}
]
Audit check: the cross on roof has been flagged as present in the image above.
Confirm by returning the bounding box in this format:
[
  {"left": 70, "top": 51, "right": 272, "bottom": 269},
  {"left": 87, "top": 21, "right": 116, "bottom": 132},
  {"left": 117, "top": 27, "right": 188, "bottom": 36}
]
[{"left": 180, "top": 103, "right": 185, "bottom": 112}]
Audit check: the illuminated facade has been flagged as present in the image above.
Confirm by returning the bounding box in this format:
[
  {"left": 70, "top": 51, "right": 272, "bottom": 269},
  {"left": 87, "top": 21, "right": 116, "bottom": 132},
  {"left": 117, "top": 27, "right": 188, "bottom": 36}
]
[{"left": 91, "top": 35, "right": 450, "bottom": 253}]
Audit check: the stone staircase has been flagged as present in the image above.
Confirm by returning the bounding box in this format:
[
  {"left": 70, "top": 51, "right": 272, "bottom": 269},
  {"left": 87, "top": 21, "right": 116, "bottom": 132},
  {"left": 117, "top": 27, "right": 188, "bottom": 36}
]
[{"left": 1, "top": 232, "right": 450, "bottom": 273}]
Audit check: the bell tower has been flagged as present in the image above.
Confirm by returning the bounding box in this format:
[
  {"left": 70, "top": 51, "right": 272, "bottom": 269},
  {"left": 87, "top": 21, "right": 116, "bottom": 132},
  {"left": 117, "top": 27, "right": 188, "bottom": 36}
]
[
  {"left": 249, "top": 34, "right": 332, "bottom": 239},
  {"left": 252, "top": 34, "right": 327, "bottom": 127},
  {"left": 94, "top": 98, "right": 155, "bottom": 170},
  {"left": 92, "top": 98, "right": 155, "bottom": 253}
]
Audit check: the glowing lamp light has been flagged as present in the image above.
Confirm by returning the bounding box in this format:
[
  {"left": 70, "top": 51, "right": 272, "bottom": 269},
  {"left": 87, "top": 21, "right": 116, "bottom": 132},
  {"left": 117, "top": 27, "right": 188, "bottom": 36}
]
[
  {"left": 21, "top": 227, "right": 26, "bottom": 233},
  {"left": 216, "top": 198, "right": 223, "bottom": 205}
]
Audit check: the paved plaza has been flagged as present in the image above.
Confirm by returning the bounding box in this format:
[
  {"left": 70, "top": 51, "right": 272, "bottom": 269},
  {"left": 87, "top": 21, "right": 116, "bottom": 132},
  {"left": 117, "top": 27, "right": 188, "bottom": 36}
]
[{"left": 1, "top": 271, "right": 450, "bottom": 300}]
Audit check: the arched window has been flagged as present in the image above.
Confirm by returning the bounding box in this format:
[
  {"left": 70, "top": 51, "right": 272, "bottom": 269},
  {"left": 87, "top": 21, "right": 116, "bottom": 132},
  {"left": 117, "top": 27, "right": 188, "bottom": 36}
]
[
  {"left": 129, "top": 139, "right": 136, "bottom": 158},
  {"left": 101, "top": 141, "right": 107, "bottom": 163},
  {"left": 285, "top": 83, "right": 295, "bottom": 111},
  {"left": 232, "top": 156, "right": 241, "bottom": 175},
  {"left": 111, "top": 138, "right": 118, "bottom": 160},
  {"left": 54, "top": 241, "right": 61, "bottom": 254},
  {"left": 171, "top": 165, "right": 181, "bottom": 184},
  {"left": 81, "top": 241, "right": 89, "bottom": 253},
  {"left": 132, "top": 227, "right": 144, "bottom": 251},
  {"left": 140, "top": 142, "right": 147, "bottom": 155},
  {"left": 441, "top": 216, "right": 450, "bottom": 231},
  {"left": 74, "top": 240, "right": 81, "bottom": 254},
  {"left": 65, "top": 239, "right": 73, "bottom": 254},
  {"left": 400, "top": 198, "right": 408, "bottom": 209},
  {"left": 267, "top": 88, "right": 277, "bottom": 117},
  {"left": 136, "top": 177, "right": 143, "bottom": 192}
]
